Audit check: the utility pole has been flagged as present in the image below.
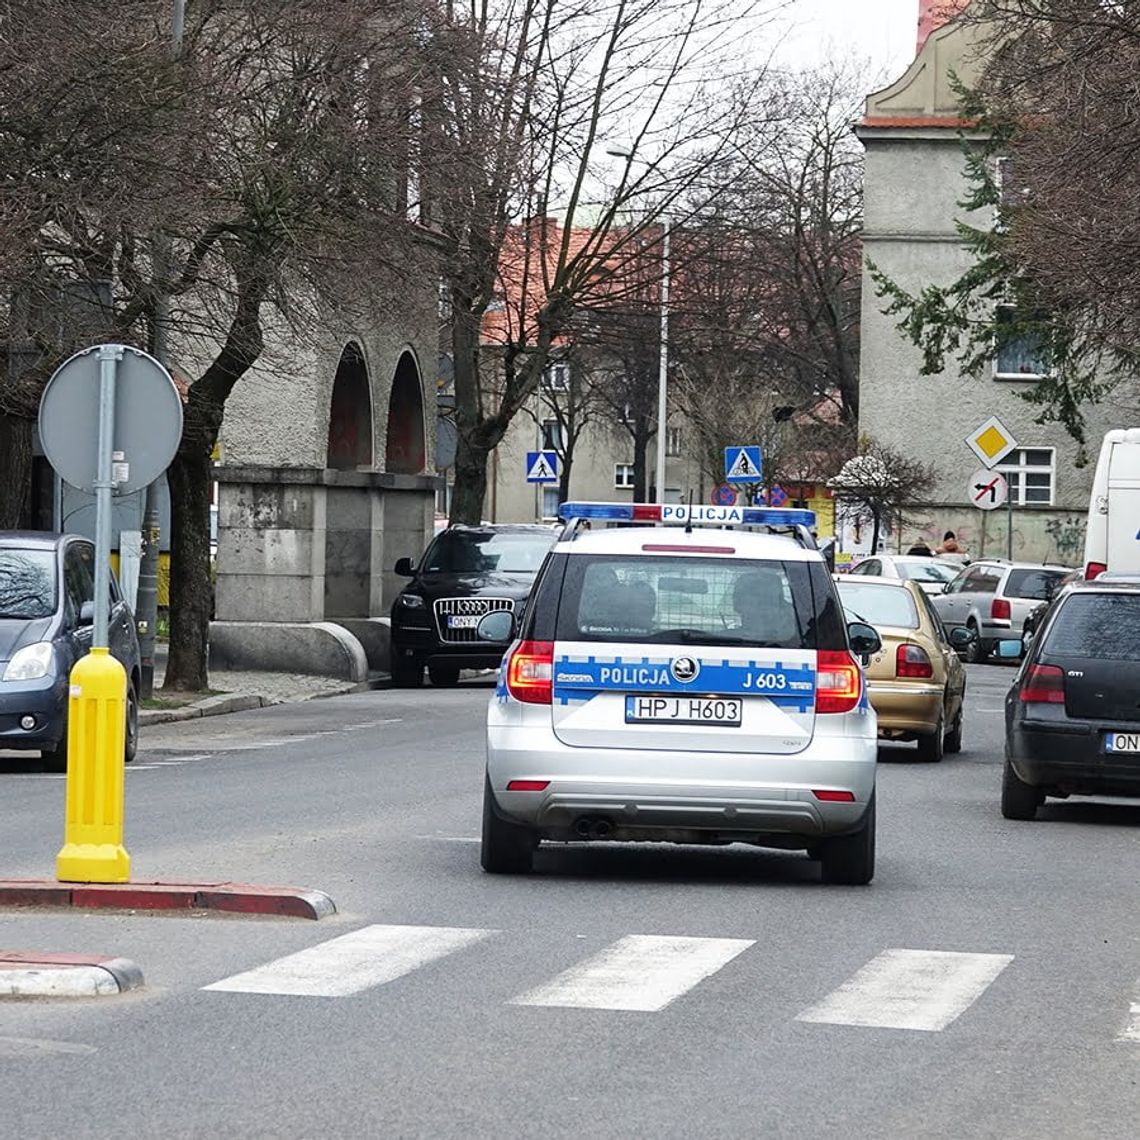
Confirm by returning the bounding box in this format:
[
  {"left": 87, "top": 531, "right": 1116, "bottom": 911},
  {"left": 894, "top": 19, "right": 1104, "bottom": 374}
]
[{"left": 137, "top": 0, "right": 186, "bottom": 697}]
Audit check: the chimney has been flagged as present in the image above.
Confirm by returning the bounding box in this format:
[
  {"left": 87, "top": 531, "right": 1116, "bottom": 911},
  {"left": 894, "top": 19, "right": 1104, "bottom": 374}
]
[{"left": 917, "top": 0, "right": 969, "bottom": 54}]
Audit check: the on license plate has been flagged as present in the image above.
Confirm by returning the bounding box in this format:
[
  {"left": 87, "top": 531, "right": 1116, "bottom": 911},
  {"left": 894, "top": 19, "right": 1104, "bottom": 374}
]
[
  {"left": 624, "top": 695, "right": 742, "bottom": 726},
  {"left": 447, "top": 614, "right": 482, "bottom": 629},
  {"left": 1104, "top": 731, "right": 1140, "bottom": 753}
]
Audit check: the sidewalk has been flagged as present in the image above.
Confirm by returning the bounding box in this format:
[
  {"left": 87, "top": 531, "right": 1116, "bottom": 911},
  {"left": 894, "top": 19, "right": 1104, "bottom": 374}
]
[{"left": 140, "top": 643, "right": 370, "bottom": 727}]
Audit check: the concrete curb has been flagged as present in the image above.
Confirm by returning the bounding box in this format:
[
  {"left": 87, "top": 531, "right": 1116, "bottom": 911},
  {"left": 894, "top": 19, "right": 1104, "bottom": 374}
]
[
  {"left": 0, "top": 952, "right": 144, "bottom": 999},
  {"left": 0, "top": 880, "right": 337, "bottom": 921},
  {"left": 139, "top": 694, "right": 267, "bottom": 727}
]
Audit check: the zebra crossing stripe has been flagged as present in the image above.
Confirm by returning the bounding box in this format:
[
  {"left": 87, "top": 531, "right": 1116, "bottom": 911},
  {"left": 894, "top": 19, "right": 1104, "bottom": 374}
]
[
  {"left": 510, "top": 935, "right": 754, "bottom": 1012},
  {"left": 796, "top": 949, "right": 1013, "bottom": 1032},
  {"left": 202, "top": 924, "right": 496, "bottom": 998},
  {"left": 1118, "top": 985, "right": 1140, "bottom": 1042}
]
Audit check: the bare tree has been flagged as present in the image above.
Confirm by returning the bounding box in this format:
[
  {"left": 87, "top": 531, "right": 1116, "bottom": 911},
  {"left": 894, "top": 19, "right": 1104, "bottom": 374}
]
[
  {"left": 425, "top": 0, "right": 781, "bottom": 524},
  {"left": 0, "top": 2, "right": 426, "bottom": 690},
  {"left": 828, "top": 442, "right": 936, "bottom": 556}
]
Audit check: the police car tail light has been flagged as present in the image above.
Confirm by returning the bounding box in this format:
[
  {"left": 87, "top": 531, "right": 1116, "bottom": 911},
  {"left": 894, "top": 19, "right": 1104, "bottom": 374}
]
[
  {"left": 812, "top": 789, "right": 856, "bottom": 802},
  {"left": 816, "top": 650, "right": 862, "bottom": 714},
  {"left": 506, "top": 640, "right": 554, "bottom": 704},
  {"left": 896, "top": 643, "right": 933, "bottom": 679},
  {"left": 1019, "top": 663, "right": 1065, "bottom": 704}
]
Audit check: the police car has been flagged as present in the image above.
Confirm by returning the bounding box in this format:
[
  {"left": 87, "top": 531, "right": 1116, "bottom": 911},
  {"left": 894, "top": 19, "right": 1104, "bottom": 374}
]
[{"left": 474, "top": 502, "right": 882, "bottom": 885}]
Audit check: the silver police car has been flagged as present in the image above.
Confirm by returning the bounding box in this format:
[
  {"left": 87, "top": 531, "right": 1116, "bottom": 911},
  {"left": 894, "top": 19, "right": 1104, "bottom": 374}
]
[{"left": 476, "top": 502, "right": 881, "bottom": 885}]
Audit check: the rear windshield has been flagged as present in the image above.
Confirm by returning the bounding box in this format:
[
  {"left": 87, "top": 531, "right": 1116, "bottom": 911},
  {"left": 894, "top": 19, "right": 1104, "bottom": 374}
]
[
  {"left": 422, "top": 530, "right": 553, "bottom": 574},
  {"left": 1043, "top": 593, "right": 1140, "bottom": 660},
  {"left": 0, "top": 549, "right": 57, "bottom": 620},
  {"left": 897, "top": 559, "right": 958, "bottom": 584},
  {"left": 837, "top": 580, "right": 919, "bottom": 629},
  {"left": 1005, "top": 568, "right": 1068, "bottom": 601},
  {"left": 555, "top": 555, "right": 840, "bottom": 649}
]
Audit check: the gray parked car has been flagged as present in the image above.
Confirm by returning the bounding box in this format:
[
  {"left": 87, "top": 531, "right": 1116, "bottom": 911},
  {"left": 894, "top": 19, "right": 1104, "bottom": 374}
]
[
  {"left": 931, "top": 559, "right": 1072, "bottom": 662},
  {"left": 0, "top": 532, "right": 141, "bottom": 772}
]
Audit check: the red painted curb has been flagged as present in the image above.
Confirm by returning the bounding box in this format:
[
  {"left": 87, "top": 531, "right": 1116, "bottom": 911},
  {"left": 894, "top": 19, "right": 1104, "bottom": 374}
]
[{"left": 0, "top": 880, "right": 336, "bottom": 920}]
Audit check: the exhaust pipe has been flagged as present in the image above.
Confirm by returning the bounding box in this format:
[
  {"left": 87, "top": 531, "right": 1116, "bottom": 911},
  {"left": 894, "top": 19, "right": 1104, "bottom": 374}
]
[
  {"left": 574, "top": 817, "right": 593, "bottom": 838},
  {"left": 593, "top": 820, "right": 613, "bottom": 839}
]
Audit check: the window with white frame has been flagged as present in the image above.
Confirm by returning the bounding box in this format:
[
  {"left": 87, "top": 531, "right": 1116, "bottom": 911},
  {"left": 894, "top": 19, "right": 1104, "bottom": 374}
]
[
  {"left": 541, "top": 486, "right": 561, "bottom": 520},
  {"left": 614, "top": 463, "right": 635, "bottom": 489},
  {"left": 994, "top": 304, "right": 1047, "bottom": 380},
  {"left": 541, "top": 419, "right": 565, "bottom": 451},
  {"left": 666, "top": 426, "right": 683, "bottom": 456},
  {"left": 996, "top": 448, "right": 1055, "bottom": 506},
  {"left": 543, "top": 361, "right": 570, "bottom": 392}
]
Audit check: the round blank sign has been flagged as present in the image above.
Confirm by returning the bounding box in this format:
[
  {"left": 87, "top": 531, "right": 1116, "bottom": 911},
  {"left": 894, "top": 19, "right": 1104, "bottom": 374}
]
[{"left": 38, "top": 345, "right": 183, "bottom": 495}]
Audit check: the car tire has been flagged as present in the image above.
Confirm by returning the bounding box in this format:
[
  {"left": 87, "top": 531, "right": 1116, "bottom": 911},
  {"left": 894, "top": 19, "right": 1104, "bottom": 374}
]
[
  {"left": 964, "top": 623, "right": 984, "bottom": 664},
  {"left": 480, "top": 776, "right": 535, "bottom": 874},
  {"left": 916, "top": 712, "right": 945, "bottom": 763},
  {"left": 391, "top": 655, "right": 424, "bottom": 687},
  {"left": 819, "top": 793, "right": 875, "bottom": 886},
  {"left": 428, "top": 663, "right": 461, "bottom": 687},
  {"left": 124, "top": 678, "right": 139, "bottom": 764},
  {"left": 1001, "top": 756, "right": 1042, "bottom": 821},
  {"left": 943, "top": 705, "right": 963, "bottom": 754}
]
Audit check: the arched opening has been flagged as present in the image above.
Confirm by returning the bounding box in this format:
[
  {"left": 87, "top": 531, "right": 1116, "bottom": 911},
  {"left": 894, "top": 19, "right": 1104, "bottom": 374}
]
[
  {"left": 326, "top": 342, "right": 373, "bottom": 469},
  {"left": 385, "top": 351, "right": 426, "bottom": 474}
]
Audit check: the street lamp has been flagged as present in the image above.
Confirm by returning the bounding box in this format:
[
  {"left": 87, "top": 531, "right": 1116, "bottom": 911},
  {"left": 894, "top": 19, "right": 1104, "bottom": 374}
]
[{"left": 608, "top": 149, "right": 670, "bottom": 504}]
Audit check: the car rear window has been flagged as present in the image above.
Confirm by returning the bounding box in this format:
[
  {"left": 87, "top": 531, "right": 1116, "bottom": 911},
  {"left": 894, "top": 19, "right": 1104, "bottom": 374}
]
[
  {"left": 1005, "top": 568, "right": 1068, "bottom": 601},
  {"left": 0, "top": 549, "right": 57, "bottom": 620},
  {"left": 1042, "top": 593, "right": 1140, "bottom": 660},
  {"left": 422, "top": 530, "right": 554, "bottom": 574},
  {"left": 554, "top": 555, "right": 841, "bottom": 649},
  {"left": 836, "top": 580, "right": 919, "bottom": 629},
  {"left": 897, "top": 559, "right": 957, "bottom": 584}
]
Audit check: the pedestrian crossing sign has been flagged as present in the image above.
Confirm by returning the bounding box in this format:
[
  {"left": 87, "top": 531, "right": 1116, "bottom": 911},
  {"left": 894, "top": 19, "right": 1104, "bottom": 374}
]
[
  {"left": 526, "top": 450, "right": 559, "bottom": 483},
  {"left": 724, "top": 445, "right": 762, "bottom": 484}
]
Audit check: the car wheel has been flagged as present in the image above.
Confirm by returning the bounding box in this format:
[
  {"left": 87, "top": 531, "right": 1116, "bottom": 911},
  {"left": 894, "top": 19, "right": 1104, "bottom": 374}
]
[
  {"left": 819, "top": 793, "right": 875, "bottom": 886},
  {"left": 964, "top": 623, "right": 983, "bottom": 664},
  {"left": 428, "top": 663, "right": 461, "bottom": 687},
  {"left": 124, "top": 679, "right": 139, "bottom": 764},
  {"left": 943, "top": 705, "right": 963, "bottom": 754},
  {"left": 916, "top": 712, "right": 945, "bottom": 763},
  {"left": 391, "top": 655, "right": 424, "bottom": 687},
  {"left": 480, "top": 776, "right": 535, "bottom": 874},
  {"left": 1001, "top": 756, "right": 1042, "bottom": 821}
]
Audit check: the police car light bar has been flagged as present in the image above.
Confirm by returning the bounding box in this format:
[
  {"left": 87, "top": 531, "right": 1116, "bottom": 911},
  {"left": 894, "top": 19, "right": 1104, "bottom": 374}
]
[{"left": 558, "top": 501, "right": 816, "bottom": 529}]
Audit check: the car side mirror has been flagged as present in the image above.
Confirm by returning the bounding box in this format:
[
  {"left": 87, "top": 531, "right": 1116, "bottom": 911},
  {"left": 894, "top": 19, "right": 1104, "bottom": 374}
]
[
  {"left": 78, "top": 601, "right": 95, "bottom": 627},
  {"left": 394, "top": 557, "right": 415, "bottom": 577},
  {"left": 996, "top": 639, "right": 1024, "bottom": 659},
  {"left": 477, "top": 610, "right": 515, "bottom": 644},
  {"left": 948, "top": 626, "right": 975, "bottom": 649},
  {"left": 846, "top": 620, "right": 881, "bottom": 658}
]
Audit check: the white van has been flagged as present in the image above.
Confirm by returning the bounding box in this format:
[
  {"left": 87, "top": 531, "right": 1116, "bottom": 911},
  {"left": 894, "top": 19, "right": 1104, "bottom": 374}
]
[{"left": 1083, "top": 428, "right": 1140, "bottom": 578}]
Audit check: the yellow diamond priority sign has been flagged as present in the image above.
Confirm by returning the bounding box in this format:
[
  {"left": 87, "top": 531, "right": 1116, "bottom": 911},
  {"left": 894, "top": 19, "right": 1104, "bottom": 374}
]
[{"left": 965, "top": 415, "right": 1018, "bottom": 469}]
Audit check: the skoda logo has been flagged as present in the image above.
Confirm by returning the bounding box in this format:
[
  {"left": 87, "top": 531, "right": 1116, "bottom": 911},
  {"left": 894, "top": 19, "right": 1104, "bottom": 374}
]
[{"left": 671, "top": 656, "right": 700, "bottom": 683}]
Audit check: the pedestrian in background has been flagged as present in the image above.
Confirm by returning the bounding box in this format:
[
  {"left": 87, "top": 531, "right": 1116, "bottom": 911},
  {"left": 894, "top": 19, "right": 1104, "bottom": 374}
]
[
  {"left": 907, "top": 537, "right": 933, "bottom": 555},
  {"left": 936, "top": 530, "right": 960, "bottom": 554}
]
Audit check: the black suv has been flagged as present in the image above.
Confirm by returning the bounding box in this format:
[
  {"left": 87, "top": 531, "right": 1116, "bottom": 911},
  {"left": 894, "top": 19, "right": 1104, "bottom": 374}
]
[
  {"left": 390, "top": 524, "right": 557, "bottom": 687},
  {"left": 0, "top": 532, "right": 141, "bottom": 771}
]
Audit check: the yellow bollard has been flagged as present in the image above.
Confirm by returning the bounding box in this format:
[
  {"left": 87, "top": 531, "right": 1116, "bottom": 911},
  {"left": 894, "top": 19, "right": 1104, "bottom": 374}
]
[{"left": 56, "top": 647, "right": 131, "bottom": 883}]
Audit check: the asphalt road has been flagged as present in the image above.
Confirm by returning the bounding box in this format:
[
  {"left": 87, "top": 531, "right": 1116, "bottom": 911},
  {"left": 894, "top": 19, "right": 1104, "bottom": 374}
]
[{"left": 1, "top": 665, "right": 1138, "bottom": 1139}]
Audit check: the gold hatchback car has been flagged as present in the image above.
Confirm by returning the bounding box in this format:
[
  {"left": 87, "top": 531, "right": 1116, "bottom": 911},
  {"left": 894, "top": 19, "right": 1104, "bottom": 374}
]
[{"left": 836, "top": 575, "right": 971, "bottom": 762}]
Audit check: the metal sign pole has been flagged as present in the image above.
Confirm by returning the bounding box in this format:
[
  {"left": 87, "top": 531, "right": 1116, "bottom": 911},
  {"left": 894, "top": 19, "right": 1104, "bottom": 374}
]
[
  {"left": 1007, "top": 494, "right": 1014, "bottom": 560},
  {"left": 93, "top": 345, "right": 123, "bottom": 648}
]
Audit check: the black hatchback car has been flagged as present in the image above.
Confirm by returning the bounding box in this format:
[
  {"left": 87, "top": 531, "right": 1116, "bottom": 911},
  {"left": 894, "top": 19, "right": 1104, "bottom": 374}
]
[
  {"left": 0, "top": 532, "right": 141, "bottom": 772},
  {"left": 1004, "top": 578, "right": 1140, "bottom": 819},
  {"left": 390, "top": 524, "right": 557, "bottom": 687}
]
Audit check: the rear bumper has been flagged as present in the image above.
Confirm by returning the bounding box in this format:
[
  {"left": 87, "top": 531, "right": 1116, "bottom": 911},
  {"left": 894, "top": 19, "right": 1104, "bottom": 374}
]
[
  {"left": 866, "top": 683, "right": 943, "bottom": 735},
  {"left": 0, "top": 678, "right": 66, "bottom": 751},
  {"left": 1008, "top": 720, "right": 1140, "bottom": 796},
  {"left": 486, "top": 725, "right": 877, "bottom": 841}
]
